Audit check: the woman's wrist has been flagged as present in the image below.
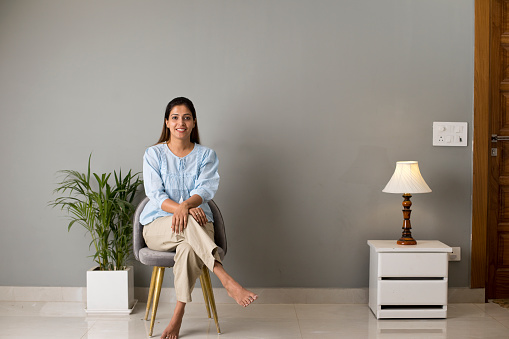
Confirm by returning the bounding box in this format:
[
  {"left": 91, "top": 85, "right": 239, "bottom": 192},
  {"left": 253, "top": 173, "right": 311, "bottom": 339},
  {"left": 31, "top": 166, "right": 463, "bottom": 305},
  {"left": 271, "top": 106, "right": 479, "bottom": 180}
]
[
  {"left": 179, "top": 201, "right": 191, "bottom": 210},
  {"left": 180, "top": 195, "right": 203, "bottom": 210}
]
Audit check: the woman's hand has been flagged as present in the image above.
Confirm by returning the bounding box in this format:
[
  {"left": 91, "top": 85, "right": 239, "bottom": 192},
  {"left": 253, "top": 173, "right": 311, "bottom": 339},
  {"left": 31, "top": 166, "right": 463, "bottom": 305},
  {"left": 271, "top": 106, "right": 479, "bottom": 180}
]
[
  {"left": 171, "top": 203, "right": 190, "bottom": 234},
  {"left": 161, "top": 195, "right": 204, "bottom": 233},
  {"left": 189, "top": 207, "right": 207, "bottom": 226}
]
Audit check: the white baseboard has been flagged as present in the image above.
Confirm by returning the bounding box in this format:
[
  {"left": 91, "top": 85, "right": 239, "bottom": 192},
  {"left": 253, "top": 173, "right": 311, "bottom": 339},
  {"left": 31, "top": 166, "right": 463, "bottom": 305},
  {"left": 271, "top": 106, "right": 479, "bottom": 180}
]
[
  {"left": 0, "top": 286, "right": 485, "bottom": 304},
  {"left": 0, "top": 286, "right": 86, "bottom": 302}
]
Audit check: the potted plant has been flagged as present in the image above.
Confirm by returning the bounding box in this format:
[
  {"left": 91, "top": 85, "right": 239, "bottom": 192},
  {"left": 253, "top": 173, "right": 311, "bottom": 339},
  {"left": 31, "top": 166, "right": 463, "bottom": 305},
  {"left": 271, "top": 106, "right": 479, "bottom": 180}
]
[{"left": 50, "top": 155, "right": 143, "bottom": 314}]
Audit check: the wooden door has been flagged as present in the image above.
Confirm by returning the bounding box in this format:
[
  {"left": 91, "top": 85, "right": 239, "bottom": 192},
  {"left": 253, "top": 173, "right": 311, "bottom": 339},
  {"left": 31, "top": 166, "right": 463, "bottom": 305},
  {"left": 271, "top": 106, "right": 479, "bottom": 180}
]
[{"left": 487, "top": 0, "right": 509, "bottom": 299}]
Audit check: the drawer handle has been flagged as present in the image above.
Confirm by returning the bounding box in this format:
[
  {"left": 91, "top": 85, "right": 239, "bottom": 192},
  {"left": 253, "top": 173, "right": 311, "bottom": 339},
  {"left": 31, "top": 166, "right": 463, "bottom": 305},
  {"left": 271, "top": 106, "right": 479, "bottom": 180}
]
[
  {"left": 381, "top": 305, "right": 445, "bottom": 310},
  {"left": 381, "top": 277, "right": 445, "bottom": 280}
]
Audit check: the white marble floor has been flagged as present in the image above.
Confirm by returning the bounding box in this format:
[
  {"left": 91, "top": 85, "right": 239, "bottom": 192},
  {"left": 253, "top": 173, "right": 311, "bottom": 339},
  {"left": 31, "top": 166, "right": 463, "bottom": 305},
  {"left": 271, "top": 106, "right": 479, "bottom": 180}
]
[{"left": 0, "top": 301, "right": 509, "bottom": 338}]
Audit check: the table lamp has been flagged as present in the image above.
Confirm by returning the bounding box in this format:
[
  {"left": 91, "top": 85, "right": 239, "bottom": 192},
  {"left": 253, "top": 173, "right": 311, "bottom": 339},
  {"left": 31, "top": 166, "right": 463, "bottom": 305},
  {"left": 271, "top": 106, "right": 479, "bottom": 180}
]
[{"left": 383, "top": 161, "right": 431, "bottom": 245}]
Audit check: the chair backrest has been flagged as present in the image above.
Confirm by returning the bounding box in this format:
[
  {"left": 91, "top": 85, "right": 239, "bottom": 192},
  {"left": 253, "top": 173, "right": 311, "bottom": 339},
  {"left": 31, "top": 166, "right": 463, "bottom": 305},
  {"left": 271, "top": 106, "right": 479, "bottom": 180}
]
[
  {"left": 132, "top": 197, "right": 227, "bottom": 261},
  {"left": 133, "top": 196, "right": 150, "bottom": 262},
  {"left": 208, "top": 199, "right": 227, "bottom": 256}
]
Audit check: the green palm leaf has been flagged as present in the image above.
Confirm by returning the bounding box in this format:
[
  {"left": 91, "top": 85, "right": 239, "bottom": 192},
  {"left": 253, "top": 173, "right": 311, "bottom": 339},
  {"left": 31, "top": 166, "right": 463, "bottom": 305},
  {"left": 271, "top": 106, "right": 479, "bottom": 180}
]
[{"left": 49, "top": 154, "right": 143, "bottom": 270}]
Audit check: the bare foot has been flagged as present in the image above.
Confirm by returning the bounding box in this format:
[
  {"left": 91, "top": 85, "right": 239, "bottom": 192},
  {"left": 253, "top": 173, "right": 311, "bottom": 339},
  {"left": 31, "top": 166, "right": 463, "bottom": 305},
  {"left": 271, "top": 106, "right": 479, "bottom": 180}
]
[
  {"left": 160, "top": 302, "right": 185, "bottom": 339},
  {"left": 224, "top": 279, "right": 258, "bottom": 307},
  {"left": 213, "top": 262, "right": 258, "bottom": 307}
]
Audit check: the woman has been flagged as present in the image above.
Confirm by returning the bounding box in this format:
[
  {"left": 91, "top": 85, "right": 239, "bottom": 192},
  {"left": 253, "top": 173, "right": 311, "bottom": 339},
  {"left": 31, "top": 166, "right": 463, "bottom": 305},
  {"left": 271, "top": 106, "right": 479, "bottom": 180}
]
[{"left": 140, "top": 97, "right": 257, "bottom": 339}]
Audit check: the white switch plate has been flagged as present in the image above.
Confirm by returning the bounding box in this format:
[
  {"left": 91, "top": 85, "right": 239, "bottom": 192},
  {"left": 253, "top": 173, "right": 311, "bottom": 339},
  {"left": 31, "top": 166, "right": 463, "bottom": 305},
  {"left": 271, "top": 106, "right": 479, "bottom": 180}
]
[
  {"left": 433, "top": 122, "right": 468, "bottom": 147},
  {"left": 449, "top": 247, "right": 461, "bottom": 261}
]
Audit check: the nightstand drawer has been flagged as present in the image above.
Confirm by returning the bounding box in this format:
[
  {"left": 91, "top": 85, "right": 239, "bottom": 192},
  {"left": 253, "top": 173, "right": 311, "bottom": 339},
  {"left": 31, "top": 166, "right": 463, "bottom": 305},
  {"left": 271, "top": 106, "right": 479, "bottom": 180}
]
[
  {"left": 378, "top": 253, "right": 448, "bottom": 277},
  {"left": 378, "top": 280, "right": 448, "bottom": 305}
]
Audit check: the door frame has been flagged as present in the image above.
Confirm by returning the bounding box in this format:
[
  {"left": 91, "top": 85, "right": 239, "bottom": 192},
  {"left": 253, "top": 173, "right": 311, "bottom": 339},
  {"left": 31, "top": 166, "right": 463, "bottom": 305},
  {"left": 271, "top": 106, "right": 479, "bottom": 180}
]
[{"left": 472, "top": 0, "right": 490, "bottom": 289}]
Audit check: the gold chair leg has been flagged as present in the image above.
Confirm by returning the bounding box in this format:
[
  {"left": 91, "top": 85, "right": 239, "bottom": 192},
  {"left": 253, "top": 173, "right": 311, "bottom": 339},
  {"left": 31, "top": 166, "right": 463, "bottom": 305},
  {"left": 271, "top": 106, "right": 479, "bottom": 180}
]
[
  {"left": 145, "top": 267, "right": 158, "bottom": 321},
  {"left": 149, "top": 267, "right": 165, "bottom": 337},
  {"left": 199, "top": 273, "right": 212, "bottom": 318},
  {"left": 202, "top": 266, "right": 221, "bottom": 334}
]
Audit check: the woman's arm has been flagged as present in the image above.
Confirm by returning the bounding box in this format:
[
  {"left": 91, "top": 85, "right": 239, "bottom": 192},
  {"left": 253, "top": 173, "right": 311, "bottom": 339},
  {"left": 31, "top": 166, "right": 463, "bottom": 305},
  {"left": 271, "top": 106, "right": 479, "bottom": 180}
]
[
  {"left": 143, "top": 147, "right": 171, "bottom": 208},
  {"left": 189, "top": 149, "right": 220, "bottom": 204}
]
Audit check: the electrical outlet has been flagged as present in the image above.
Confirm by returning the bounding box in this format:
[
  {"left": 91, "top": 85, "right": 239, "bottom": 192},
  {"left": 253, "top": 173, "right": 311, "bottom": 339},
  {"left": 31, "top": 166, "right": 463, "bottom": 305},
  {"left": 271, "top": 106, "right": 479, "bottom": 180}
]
[
  {"left": 449, "top": 247, "right": 461, "bottom": 261},
  {"left": 433, "top": 122, "right": 468, "bottom": 146}
]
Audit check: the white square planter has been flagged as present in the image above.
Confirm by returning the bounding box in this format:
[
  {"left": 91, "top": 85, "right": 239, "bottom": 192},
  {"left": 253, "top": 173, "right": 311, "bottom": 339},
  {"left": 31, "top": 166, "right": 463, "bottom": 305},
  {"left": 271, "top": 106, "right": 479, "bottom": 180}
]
[{"left": 86, "top": 265, "right": 137, "bottom": 314}]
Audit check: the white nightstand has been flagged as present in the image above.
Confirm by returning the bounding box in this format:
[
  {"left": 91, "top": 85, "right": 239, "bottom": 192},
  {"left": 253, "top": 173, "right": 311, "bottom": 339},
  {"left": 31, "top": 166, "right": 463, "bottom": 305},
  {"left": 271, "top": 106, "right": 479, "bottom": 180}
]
[{"left": 367, "top": 240, "right": 452, "bottom": 319}]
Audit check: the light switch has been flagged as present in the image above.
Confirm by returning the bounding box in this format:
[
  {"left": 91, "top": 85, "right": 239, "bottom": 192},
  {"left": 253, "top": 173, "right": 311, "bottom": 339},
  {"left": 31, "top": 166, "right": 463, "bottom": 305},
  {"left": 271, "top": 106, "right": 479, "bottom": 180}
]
[{"left": 433, "top": 122, "right": 468, "bottom": 147}]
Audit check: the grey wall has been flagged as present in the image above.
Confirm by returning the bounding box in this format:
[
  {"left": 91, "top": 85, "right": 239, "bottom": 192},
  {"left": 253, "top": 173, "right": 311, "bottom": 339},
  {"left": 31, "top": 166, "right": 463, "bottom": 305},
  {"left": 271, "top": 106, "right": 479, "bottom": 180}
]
[{"left": 0, "top": 0, "right": 474, "bottom": 288}]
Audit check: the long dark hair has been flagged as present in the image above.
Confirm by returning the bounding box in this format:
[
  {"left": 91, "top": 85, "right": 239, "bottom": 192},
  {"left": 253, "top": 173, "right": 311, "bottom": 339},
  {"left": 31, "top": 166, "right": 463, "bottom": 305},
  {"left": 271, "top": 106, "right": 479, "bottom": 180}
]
[{"left": 156, "top": 97, "right": 201, "bottom": 144}]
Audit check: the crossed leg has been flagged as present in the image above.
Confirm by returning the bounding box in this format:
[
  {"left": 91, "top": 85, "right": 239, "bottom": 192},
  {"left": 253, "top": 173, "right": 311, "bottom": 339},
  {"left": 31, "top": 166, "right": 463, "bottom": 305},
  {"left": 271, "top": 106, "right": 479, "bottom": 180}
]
[
  {"left": 160, "top": 261, "right": 258, "bottom": 339},
  {"left": 146, "top": 216, "right": 258, "bottom": 338}
]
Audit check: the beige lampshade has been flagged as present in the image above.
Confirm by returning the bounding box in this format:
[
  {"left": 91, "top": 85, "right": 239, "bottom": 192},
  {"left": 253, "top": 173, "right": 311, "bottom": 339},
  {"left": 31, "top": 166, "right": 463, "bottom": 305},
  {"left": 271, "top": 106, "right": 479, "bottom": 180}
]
[{"left": 383, "top": 161, "right": 432, "bottom": 194}]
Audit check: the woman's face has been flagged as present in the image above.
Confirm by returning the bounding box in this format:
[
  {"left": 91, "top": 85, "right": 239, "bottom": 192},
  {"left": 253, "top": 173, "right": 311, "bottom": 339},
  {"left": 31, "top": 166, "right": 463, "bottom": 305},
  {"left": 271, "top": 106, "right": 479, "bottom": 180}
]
[{"left": 166, "top": 104, "right": 196, "bottom": 142}]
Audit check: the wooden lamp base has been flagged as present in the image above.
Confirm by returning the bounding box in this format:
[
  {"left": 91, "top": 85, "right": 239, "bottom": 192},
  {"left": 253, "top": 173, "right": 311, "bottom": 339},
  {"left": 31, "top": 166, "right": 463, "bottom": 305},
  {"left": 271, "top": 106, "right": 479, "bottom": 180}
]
[{"left": 397, "top": 193, "right": 417, "bottom": 245}]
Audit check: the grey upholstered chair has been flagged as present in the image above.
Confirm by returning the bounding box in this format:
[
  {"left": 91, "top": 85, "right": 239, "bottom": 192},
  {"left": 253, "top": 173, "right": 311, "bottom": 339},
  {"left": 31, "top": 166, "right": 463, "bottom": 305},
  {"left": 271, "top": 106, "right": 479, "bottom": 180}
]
[{"left": 133, "top": 196, "right": 227, "bottom": 336}]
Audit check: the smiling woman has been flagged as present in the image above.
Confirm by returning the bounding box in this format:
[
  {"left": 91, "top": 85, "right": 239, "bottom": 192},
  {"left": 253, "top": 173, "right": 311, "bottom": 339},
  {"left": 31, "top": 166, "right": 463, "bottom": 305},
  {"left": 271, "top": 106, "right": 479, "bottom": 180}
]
[
  {"left": 156, "top": 97, "right": 201, "bottom": 146},
  {"left": 140, "top": 97, "right": 257, "bottom": 339}
]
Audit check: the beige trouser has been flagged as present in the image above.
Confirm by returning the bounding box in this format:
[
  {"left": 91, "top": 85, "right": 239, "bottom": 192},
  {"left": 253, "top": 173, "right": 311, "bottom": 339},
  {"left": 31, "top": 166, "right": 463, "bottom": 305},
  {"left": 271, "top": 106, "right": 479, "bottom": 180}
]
[{"left": 142, "top": 215, "right": 222, "bottom": 303}]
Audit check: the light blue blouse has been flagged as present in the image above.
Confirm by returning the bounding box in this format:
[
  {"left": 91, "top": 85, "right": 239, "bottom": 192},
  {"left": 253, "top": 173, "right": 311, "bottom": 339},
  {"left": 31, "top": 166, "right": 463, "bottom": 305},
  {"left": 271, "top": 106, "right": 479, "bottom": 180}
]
[{"left": 140, "top": 143, "right": 220, "bottom": 225}]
